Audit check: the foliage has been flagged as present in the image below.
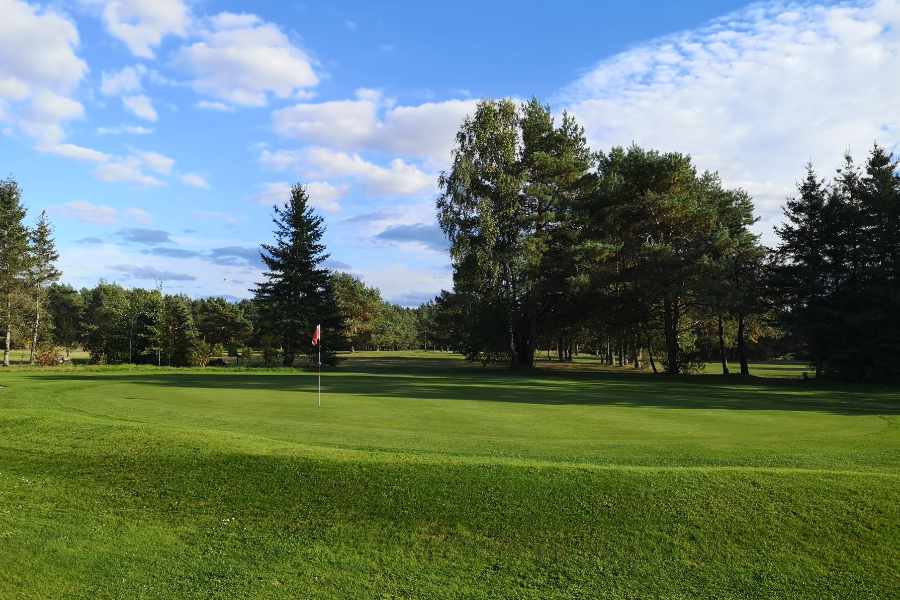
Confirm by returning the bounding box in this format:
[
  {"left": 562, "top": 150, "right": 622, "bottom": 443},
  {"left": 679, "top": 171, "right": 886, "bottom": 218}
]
[{"left": 254, "top": 184, "right": 344, "bottom": 366}]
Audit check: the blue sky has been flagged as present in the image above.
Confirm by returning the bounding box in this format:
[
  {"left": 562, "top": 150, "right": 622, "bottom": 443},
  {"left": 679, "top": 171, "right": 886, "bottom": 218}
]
[{"left": 2, "top": 0, "right": 898, "bottom": 304}]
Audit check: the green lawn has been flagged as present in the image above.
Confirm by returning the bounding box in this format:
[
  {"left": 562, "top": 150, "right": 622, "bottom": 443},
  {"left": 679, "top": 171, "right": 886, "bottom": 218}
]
[{"left": 1, "top": 353, "right": 897, "bottom": 598}]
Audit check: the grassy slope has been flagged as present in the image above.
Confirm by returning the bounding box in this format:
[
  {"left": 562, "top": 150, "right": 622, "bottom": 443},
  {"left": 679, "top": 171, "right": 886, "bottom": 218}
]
[{"left": 0, "top": 353, "right": 897, "bottom": 599}]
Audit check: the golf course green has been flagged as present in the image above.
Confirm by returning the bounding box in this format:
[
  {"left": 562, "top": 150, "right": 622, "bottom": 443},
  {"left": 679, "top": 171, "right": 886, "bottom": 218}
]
[{"left": 1, "top": 353, "right": 897, "bottom": 598}]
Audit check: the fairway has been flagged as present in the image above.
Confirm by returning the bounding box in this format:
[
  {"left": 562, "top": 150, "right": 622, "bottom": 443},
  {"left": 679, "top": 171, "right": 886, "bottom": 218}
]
[{"left": 1, "top": 354, "right": 898, "bottom": 599}]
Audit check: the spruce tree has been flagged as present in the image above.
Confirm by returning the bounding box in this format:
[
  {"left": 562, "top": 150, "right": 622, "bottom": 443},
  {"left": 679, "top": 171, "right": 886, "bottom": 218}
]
[
  {"left": 773, "top": 165, "right": 830, "bottom": 376},
  {"left": 26, "top": 211, "right": 60, "bottom": 363},
  {"left": 254, "top": 184, "right": 343, "bottom": 366},
  {"left": 0, "top": 178, "right": 30, "bottom": 367}
]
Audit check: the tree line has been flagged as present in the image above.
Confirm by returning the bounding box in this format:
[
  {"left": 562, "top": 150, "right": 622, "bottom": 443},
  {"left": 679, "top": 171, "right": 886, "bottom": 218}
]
[
  {"left": 432, "top": 99, "right": 899, "bottom": 379},
  {"left": 0, "top": 181, "right": 433, "bottom": 366},
  {"left": 2, "top": 98, "right": 897, "bottom": 380}
]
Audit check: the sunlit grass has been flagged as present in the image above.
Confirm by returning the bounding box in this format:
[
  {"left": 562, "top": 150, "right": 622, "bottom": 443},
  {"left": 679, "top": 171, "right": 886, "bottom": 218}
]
[{"left": 1, "top": 353, "right": 896, "bottom": 598}]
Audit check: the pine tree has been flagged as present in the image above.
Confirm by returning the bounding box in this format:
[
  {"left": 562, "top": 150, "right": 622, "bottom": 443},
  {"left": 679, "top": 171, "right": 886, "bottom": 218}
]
[
  {"left": 0, "top": 178, "right": 30, "bottom": 367},
  {"left": 26, "top": 211, "right": 60, "bottom": 363},
  {"left": 254, "top": 184, "right": 343, "bottom": 366},
  {"left": 165, "top": 295, "right": 198, "bottom": 367},
  {"left": 773, "top": 165, "right": 830, "bottom": 376}
]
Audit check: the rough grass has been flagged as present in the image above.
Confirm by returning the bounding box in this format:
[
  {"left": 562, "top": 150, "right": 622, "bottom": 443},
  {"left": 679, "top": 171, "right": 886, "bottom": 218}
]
[{"left": 1, "top": 353, "right": 897, "bottom": 599}]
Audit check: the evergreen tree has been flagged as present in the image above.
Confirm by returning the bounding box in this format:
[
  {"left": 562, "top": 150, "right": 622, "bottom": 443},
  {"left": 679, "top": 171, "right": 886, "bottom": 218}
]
[
  {"left": 47, "top": 284, "right": 83, "bottom": 356},
  {"left": 254, "top": 184, "right": 343, "bottom": 366},
  {"left": 772, "top": 165, "right": 831, "bottom": 376},
  {"left": 0, "top": 178, "right": 30, "bottom": 367},
  {"left": 26, "top": 211, "right": 60, "bottom": 363},
  {"left": 165, "top": 295, "right": 198, "bottom": 367}
]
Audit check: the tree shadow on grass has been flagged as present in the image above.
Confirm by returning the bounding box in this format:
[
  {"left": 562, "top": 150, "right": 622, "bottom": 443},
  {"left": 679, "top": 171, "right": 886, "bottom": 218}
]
[{"left": 22, "top": 358, "right": 900, "bottom": 416}]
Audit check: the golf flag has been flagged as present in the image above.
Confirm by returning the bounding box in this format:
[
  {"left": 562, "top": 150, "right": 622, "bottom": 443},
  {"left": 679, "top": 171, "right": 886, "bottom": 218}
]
[{"left": 312, "top": 324, "right": 321, "bottom": 346}]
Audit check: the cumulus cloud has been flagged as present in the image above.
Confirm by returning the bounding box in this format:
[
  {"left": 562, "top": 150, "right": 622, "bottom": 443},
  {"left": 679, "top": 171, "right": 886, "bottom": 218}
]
[
  {"left": 135, "top": 150, "right": 174, "bottom": 174},
  {"left": 250, "top": 180, "right": 345, "bottom": 212},
  {"left": 251, "top": 181, "right": 292, "bottom": 207},
  {"left": 272, "top": 89, "right": 476, "bottom": 165},
  {"left": 180, "top": 173, "right": 210, "bottom": 189},
  {"left": 97, "top": 0, "right": 190, "bottom": 59},
  {"left": 100, "top": 64, "right": 145, "bottom": 96},
  {"left": 560, "top": 0, "right": 900, "bottom": 235},
  {"left": 260, "top": 146, "right": 434, "bottom": 197},
  {"left": 305, "top": 181, "right": 346, "bottom": 213},
  {"left": 272, "top": 89, "right": 380, "bottom": 149},
  {"left": 100, "top": 65, "right": 159, "bottom": 122},
  {"left": 175, "top": 12, "right": 318, "bottom": 107},
  {"left": 122, "top": 94, "right": 158, "bottom": 121},
  {"left": 95, "top": 156, "right": 165, "bottom": 186},
  {"left": 0, "top": 0, "right": 87, "bottom": 143}
]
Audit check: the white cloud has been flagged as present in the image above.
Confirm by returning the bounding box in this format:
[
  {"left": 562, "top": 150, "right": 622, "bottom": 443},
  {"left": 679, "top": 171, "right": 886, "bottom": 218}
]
[
  {"left": 100, "top": 65, "right": 145, "bottom": 96},
  {"left": 122, "top": 94, "right": 158, "bottom": 122},
  {"left": 135, "top": 150, "right": 174, "bottom": 174},
  {"left": 98, "top": 0, "right": 190, "bottom": 59},
  {"left": 260, "top": 146, "right": 434, "bottom": 197},
  {"left": 180, "top": 173, "right": 210, "bottom": 189},
  {"left": 195, "top": 100, "right": 233, "bottom": 112},
  {"left": 0, "top": 1, "right": 86, "bottom": 102},
  {"left": 50, "top": 201, "right": 119, "bottom": 225},
  {"left": 176, "top": 12, "right": 318, "bottom": 107},
  {"left": 302, "top": 148, "right": 433, "bottom": 196},
  {"left": 560, "top": 0, "right": 900, "bottom": 236},
  {"left": 40, "top": 143, "right": 110, "bottom": 162},
  {"left": 305, "top": 181, "right": 346, "bottom": 213},
  {"left": 126, "top": 207, "right": 152, "bottom": 225},
  {"left": 96, "top": 124, "right": 153, "bottom": 135},
  {"left": 272, "top": 90, "right": 379, "bottom": 148},
  {"left": 258, "top": 148, "right": 305, "bottom": 171},
  {"left": 251, "top": 180, "right": 344, "bottom": 213},
  {"left": 251, "top": 181, "right": 292, "bottom": 207},
  {"left": 272, "top": 90, "right": 476, "bottom": 165},
  {"left": 95, "top": 156, "right": 165, "bottom": 187}
]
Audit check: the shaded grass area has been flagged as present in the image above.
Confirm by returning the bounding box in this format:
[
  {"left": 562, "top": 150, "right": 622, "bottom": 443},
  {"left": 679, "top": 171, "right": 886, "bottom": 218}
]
[{"left": 1, "top": 354, "right": 898, "bottom": 598}]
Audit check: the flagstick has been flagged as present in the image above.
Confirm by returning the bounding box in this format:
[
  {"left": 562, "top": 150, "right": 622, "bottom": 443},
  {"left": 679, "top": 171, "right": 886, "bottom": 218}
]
[{"left": 317, "top": 342, "right": 321, "bottom": 408}]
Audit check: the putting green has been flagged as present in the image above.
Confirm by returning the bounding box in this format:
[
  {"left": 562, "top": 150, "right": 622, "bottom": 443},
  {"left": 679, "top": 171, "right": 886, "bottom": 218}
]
[{"left": 1, "top": 353, "right": 897, "bottom": 598}]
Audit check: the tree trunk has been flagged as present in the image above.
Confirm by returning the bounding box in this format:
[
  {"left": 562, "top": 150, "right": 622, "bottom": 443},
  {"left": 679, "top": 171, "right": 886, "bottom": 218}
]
[
  {"left": 717, "top": 314, "right": 729, "bottom": 376},
  {"left": 647, "top": 339, "right": 658, "bottom": 374},
  {"left": 30, "top": 297, "right": 40, "bottom": 364},
  {"left": 737, "top": 312, "right": 750, "bottom": 377},
  {"left": 663, "top": 296, "right": 680, "bottom": 375},
  {"left": 3, "top": 296, "right": 10, "bottom": 367},
  {"left": 282, "top": 345, "right": 295, "bottom": 367}
]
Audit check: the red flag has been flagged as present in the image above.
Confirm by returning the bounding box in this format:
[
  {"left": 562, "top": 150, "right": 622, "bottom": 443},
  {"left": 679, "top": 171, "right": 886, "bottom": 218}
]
[{"left": 312, "top": 324, "right": 321, "bottom": 346}]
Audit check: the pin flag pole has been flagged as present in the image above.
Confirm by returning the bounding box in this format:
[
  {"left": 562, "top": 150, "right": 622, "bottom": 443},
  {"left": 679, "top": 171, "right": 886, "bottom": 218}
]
[{"left": 315, "top": 324, "right": 321, "bottom": 408}]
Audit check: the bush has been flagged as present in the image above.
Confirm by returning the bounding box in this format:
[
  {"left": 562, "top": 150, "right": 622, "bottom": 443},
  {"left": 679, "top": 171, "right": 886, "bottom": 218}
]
[
  {"left": 193, "top": 339, "right": 212, "bottom": 367},
  {"left": 35, "top": 348, "right": 64, "bottom": 367}
]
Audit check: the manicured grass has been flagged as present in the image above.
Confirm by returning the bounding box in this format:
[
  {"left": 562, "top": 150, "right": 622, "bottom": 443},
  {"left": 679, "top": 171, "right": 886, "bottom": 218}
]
[{"left": 1, "top": 353, "right": 897, "bottom": 598}]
